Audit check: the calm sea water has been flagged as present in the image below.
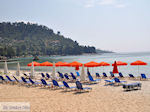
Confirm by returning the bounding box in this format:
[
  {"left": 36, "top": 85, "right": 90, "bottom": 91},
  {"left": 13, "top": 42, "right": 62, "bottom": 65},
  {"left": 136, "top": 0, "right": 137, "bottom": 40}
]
[{"left": 0, "top": 52, "right": 150, "bottom": 77}]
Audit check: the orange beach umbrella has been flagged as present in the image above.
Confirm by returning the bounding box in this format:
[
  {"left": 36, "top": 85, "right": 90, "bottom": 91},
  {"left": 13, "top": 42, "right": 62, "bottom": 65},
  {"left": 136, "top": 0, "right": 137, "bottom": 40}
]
[
  {"left": 130, "top": 60, "right": 147, "bottom": 66},
  {"left": 99, "top": 62, "right": 110, "bottom": 66},
  {"left": 55, "top": 61, "right": 69, "bottom": 67},
  {"left": 68, "top": 61, "right": 82, "bottom": 71},
  {"left": 130, "top": 60, "right": 147, "bottom": 74},
  {"left": 40, "top": 61, "right": 53, "bottom": 66},
  {"left": 68, "top": 61, "right": 83, "bottom": 67},
  {"left": 112, "top": 61, "right": 127, "bottom": 66},
  {"left": 84, "top": 61, "right": 100, "bottom": 67},
  {"left": 27, "top": 61, "right": 40, "bottom": 66}
]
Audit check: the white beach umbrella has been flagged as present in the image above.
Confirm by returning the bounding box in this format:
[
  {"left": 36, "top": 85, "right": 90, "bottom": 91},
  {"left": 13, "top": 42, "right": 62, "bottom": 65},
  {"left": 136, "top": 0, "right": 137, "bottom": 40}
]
[
  {"left": 80, "top": 65, "right": 86, "bottom": 81},
  {"left": 51, "top": 62, "right": 56, "bottom": 79},
  {"left": 30, "top": 62, "right": 34, "bottom": 78},
  {"left": 16, "top": 62, "right": 20, "bottom": 76},
  {"left": 4, "top": 61, "right": 8, "bottom": 74}
]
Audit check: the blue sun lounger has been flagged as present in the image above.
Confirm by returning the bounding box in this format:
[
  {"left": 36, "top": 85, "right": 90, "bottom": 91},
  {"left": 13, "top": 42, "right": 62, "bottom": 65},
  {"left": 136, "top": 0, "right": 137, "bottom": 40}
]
[
  {"left": 52, "top": 80, "right": 64, "bottom": 88},
  {"left": 119, "top": 72, "right": 124, "bottom": 78},
  {"left": 0, "top": 75, "right": 9, "bottom": 83},
  {"left": 63, "top": 81, "right": 76, "bottom": 89},
  {"left": 76, "top": 71, "right": 80, "bottom": 76},
  {"left": 13, "top": 76, "right": 23, "bottom": 83},
  {"left": 96, "top": 73, "right": 100, "bottom": 78},
  {"left": 104, "top": 79, "right": 114, "bottom": 85},
  {"left": 29, "top": 78, "right": 41, "bottom": 86},
  {"left": 6, "top": 75, "right": 16, "bottom": 84},
  {"left": 58, "top": 72, "right": 64, "bottom": 79},
  {"left": 110, "top": 72, "right": 115, "bottom": 77},
  {"left": 129, "top": 74, "right": 135, "bottom": 79},
  {"left": 41, "top": 73, "right": 45, "bottom": 78},
  {"left": 46, "top": 73, "right": 51, "bottom": 79},
  {"left": 76, "top": 81, "right": 92, "bottom": 91},
  {"left": 114, "top": 77, "right": 126, "bottom": 85},
  {"left": 41, "top": 79, "right": 51, "bottom": 88},
  {"left": 64, "top": 73, "right": 70, "bottom": 80},
  {"left": 70, "top": 72, "right": 76, "bottom": 80},
  {"left": 88, "top": 75, "right": 101, "bottom": 83},
  {"left": 103, "top": 72, "right": 108, "bottom": 78},
  {"left": 140, "top": 74, "right": 148, "bottom": 80},
  {"left": 21, "top": 77, "right": 31, "bottom": 85}
]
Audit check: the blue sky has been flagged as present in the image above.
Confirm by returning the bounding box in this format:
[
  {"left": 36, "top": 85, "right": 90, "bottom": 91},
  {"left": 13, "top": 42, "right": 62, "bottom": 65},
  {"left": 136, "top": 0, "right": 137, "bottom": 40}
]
[{"left": 0, "top": 0, "right": 150, "bottom": 52}]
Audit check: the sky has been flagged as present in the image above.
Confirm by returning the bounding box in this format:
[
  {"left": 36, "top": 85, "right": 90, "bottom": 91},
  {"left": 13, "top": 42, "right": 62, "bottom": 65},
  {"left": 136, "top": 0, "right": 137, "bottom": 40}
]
[{"left": 0, "top": 0, "right": 150, "bottom": 52}]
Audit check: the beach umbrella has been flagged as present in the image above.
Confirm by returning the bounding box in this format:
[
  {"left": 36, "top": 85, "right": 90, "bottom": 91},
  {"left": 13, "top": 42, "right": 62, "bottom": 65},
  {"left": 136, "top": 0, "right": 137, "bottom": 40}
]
[
  {"left": 80, "top": 65, "right": 86, "bottom": 81},
  {"left": 40, "top": 61, "right": 53, "bottom": 66},
  {"left": 4, "top": 61, "right": 8, "bottom": 74},
  {"left": 68, "top": 61, "right": 82, "bottom": 71},
  {"left": 16, "top": 62, "right": 20, "bottom": 76},
  {"left": 68, "top": 61, "right": 82, "bottom": 67},
  {"left": 51, "top": 62, "right": 56, "bottom": 79},
  {"left": 99, "top": 61, "right": 110, "bottom": 72},
  {"left": 112, "top": 61, "right": 119, "bottom": 74},
  {"left": 112, "top": 61, "right": 127, "bottom": 66},
  {"left": 30, "top": 62, "right": 35, "bottom": 78},
  {"left": 130, "top": 60, "right": 147, "bottom": 74},
  {"left": 27, "top": 61, "right": 40, "bottom": 66},
  {"left": 84, "top": 61, "right": 100, "bottom": 67},
  {"left": 55, "top": 61, "right": 69, "bottom": 67},
  {"left": 99, "top": 62, "right": 110, "bottom": 66}
]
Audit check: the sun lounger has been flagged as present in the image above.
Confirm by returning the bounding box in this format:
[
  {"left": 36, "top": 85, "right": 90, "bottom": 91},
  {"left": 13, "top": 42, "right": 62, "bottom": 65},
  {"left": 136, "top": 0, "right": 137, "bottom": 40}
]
[
  {"left": 62, "top": 81, "right": 76, "bottom": 89},
  {"left": 88, "top": 75, "right": 101, "bottom": 83},
  {"left": 119, "top": 72, "right": 124, "bottom": 78},
  {"left": 140, "top": 74, "right": 148, "bottom": 80},
  {"left": 129, "top": 74, "right": 135, "bottom": 79},
  {"left": 123, "top": 82, "right": 141, "bottom": 91},
  {"left": 103, "top": 72, "right": 108, "bottom": 78},
  {"left": 64, "top": 73, "right": 70, "bottom": 80},
  {"left": 21, "top": 77, "right": 31, "bottom": 85},
  {"left": 70, "top": 72, "right": 77, "bottom": 80},
  {"left": 96, "top": 73, "right": 100, "bottom": 78},
  {"left": 110, "top": 72, "right": 115, "bottom": 77},
  {"left": 29, "top": 78, "right": 41, "bottom": 86},
  {"left": 104, "top": 79, "right": 114, "bottom": 85},
  {"left": 46, "top": 73, "right": 51, "bottom": 79},
  {"left": 41, "top": 79, "right": 51, "bottom": 88},
  {"left": 58, "top": 72, "right": 64, "bottom": 79},
  {"left": 0, "top": 75, "right": 9, "bottom": 83},
  {"left": 41, "top": 73, "right": 45, "bottom": 78},
  {"left": 13, "top": 76, "right": 23, "bottom": 83},
  {"left": 52, "top": 80, "right": 64, "bottom": 88},
  {"left": 75, "top": 81, "right": 92, "bottom": 91},
  {"left": 76, "top": 71, "right": 80, "bottom": 76},
  {"left": 6, "top": 75, "right": 16, "bottom": 84},
  {"left": 114, "top": 77, "right": 126, "bottom": 85}
]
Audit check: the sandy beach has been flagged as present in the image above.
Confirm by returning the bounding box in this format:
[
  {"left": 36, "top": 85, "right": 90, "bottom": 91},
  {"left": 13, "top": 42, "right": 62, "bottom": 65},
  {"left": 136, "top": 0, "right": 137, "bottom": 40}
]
[{"left": 0, "top": 70, "right": 150, "bottom": 112}]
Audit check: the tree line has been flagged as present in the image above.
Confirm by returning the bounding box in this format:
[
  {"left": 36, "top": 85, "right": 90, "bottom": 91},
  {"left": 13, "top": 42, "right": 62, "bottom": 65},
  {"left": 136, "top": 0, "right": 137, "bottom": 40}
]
[{"left": 0, "top": 22, "right": 96, "bottom": 58}]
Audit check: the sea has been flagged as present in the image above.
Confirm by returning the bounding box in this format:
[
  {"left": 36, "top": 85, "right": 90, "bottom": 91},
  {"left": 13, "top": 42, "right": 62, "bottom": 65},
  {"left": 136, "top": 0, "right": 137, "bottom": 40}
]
[{"left": 0, "top": 52, "right": 150, "bottom": 78}]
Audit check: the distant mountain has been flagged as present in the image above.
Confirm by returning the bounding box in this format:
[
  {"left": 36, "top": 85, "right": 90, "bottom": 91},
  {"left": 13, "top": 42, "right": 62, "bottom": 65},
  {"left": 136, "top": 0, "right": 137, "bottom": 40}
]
[{"left": 0, "top": 22, "right": 96, "bottom": 58}]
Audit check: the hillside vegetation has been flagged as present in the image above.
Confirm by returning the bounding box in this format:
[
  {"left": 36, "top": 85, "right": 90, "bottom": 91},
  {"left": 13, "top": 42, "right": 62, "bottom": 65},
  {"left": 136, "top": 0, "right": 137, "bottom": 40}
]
[{"left": 0, "top": 22, "right": 96, "bottom": 58}]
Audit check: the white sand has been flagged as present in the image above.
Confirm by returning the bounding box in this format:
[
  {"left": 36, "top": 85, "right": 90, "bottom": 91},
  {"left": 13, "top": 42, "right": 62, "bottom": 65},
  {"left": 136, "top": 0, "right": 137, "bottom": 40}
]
[{"left": 0, "top": 70, "right": 150, "bottom": 112}]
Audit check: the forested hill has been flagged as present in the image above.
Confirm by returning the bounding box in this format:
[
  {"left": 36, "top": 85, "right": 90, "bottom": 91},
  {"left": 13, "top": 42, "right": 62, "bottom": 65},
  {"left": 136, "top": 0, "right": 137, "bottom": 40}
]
[{"left": 0, "top": 22, "right": 96, "bottom": 58}]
